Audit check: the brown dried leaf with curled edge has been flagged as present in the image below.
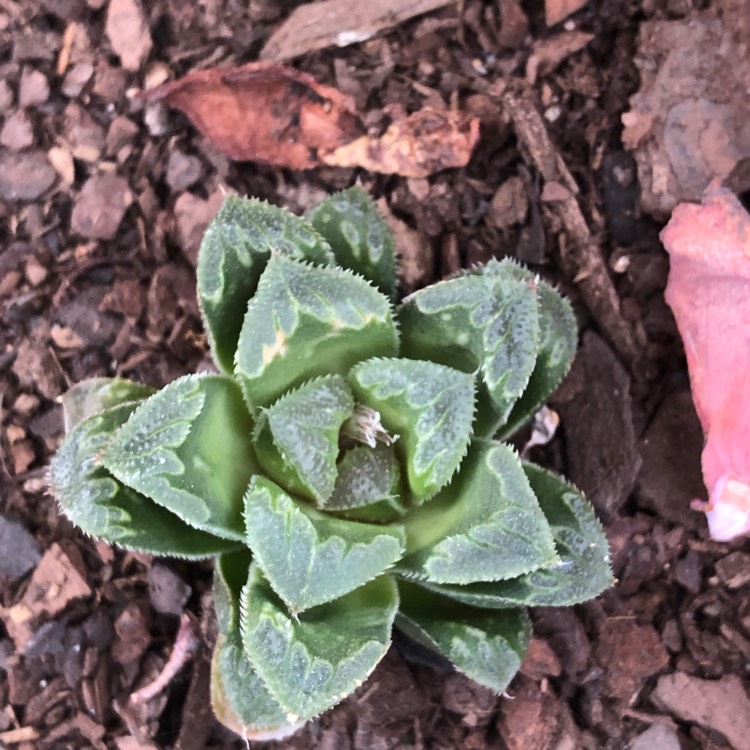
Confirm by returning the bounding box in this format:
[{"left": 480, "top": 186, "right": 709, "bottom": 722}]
[
  {"left": 144, "top": 63, "right": 364, "bottom": 169},
  {"left": 144, "top": 63, "right": 479, "bottom": 176},
  {"left": 321, "top": 108, "right": 480, "bottom": 179}
]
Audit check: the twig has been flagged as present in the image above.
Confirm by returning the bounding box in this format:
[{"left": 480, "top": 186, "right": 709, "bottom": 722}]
[
  {"left": 499, "top": 83, "right": 644, "bottom": 375},
  {"left": 130, "top": 613, "right": 199, "bottom": 705}
]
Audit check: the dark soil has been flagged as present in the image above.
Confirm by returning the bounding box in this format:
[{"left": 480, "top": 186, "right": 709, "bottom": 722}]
[{"left": 2, "top": 1, "right": 749, "bottom": 749}]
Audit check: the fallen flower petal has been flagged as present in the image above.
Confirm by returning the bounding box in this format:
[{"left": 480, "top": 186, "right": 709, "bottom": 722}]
[{"left": 660, "top": 182, "right": 750, "bottom": 540}]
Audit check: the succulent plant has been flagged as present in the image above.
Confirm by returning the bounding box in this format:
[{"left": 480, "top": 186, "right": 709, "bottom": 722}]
[{"left": 50, "top": 188, "right": 611, "bottom": 739}]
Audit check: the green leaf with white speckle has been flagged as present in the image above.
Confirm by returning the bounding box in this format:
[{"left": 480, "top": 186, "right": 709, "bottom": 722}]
[
  {"left": 349, "top": 358, "right": 475, "bottom": 501},
  {"left": 60, "top": 377, "right": 155, "bottom": 432},
  {"left": 416, "top": 464, "right": 613, "bottom": 608},
  {"left": 235, "top": 255, "right": 399, "bottom": 409},
  {"left": 240, "top": 564, "right": 398, "bottom": 721},
  {"left": 397, "top": 441, "right": 558, "bottom": 584},
  {"left": 396, "top": 579, "right": 530, "bottom": 693},
  {"left": 244, "top": 476, "right": 405, "bottom": 612},
  {"left": 306, "top": 187, "right": 397, "bottom": 300},
  {"left": 327, "top": 444, "right": 406, "bottom": 522},
  {"left": 211, "top": 553, "right": 292, "bottom": 737},
  {"left": 50, "top": 403, "right": 237, "bottom": 558},
  {"left": 398, "top": 273, "right": 539, "bottom": 437},
  {"left": 255, "top": 375, "right": 354, "bottom": 505},
  {"left": 198, "top": 196, "right": 334, "bottom": 372},
  {"left": 477, "top": 260, "right": 577, "bottom": 439},
  {"left": 102, "top": 375, "right": 257, "bottom": 541}
]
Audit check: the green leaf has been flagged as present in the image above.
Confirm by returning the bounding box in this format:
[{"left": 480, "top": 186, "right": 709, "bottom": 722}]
[
  {"left": 327, "top": 444, "right": 406, "bottom": 522},
  {"left": 214, "top": 550, "right": 253, "bottom": 634},
  {"left": 481, "top": 260, "right": 577, "bottom": 439},
  {"left": 102, "top": 375, "right": 257, "bottom": 542},
  {"left": 396, "top": 579, "right": 531, "bottom": 693},
  {"left": 256, "top": 376, "right": 354, "bottom": 504},
  {"left": 50, "top": 403, "right": 237, "bottom": 558},
  {"left": 243, "top": 476, "right": 405, "bottom": 612},
  {"left": 212, "top": 554, "right": 293, "bottom": 738},
  {"left": 349, "top": 358, "right": 475, "bottom": 501},
  {"left": 235, "top": 255, "right": 399, "bottom": 409},
  {"left": 241, "top": 565, "right": 398, "bottom": 721},
  {"left": 197, "top": 196, "right": 334, "bottom": 372},
  {"left": 398, "top": 273, "right": 539, "bottom": 436},
  {"left": 306, "top": 187, "right": 397, "bottom": 300},
  {"left": 61, "top": 377, "right": 155, "bottom": 431},
  {"left": 211, "top": 634, "right": 301, "bottom": 741},
  {"left": 414, "top": 464, "right": 613, "bottom": 608},
  {"left": 397, "top": 441, "right": 558, "bottom": 584}
]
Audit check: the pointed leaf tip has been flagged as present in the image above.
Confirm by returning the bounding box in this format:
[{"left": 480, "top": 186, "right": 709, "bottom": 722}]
[
  {"left": 198, "top": 196, "right": 334, "bottom": 371},
  {"left": 235, "top": 255, "right": 398, "bottom": 408},
  {"left": 349, "top": 358, "right": 475, "bottom": 501},
  {"left": 399, "top": 442, "right": 558, "bottom": 584},
  {"left": 398, "top": 273, "right": 540, "bottom": 436},
  {"left": 306, "top": 187, "right": 397, "bottom": 299},
  {"left": 240, "top": 565, "right": 397, "bottom": 720},
  {"left": 243, "top": 476, "right": 405, "bottom": 612},
  {"left": 256, "top": 375, "right": 354, "bottom": 504},
  {"left": 102, "top": 375, "right": 256, "bottom": 541}
]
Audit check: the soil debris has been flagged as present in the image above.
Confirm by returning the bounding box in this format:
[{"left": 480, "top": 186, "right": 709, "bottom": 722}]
[
  {"left": 146, "top": 62, "right": 479, "bottom": 176},
  {"left": 545, "top": 0, "right": 588, "bottom": 27},
  {"left": 0, "top": 149, "right": 57, "bottom": 202},
  {"left": 651, "top": 672, "right": 750, "bottom": 750},
  {"left": 1, "top": 543, "right": 91, "bottom": 650},
  {"left": 70, "top": 174, "right": 133, "bottom": 240},
  {"left": 556, "top": 332, "right": 641, "bottom": 520},
  {"left": 105, "top": 0, "right": 153, "bottom": 72},
  {"left": 623, "top": 14, "right": 750, "bottom": 217},
  {"left": 0, "top": 516, "right": 41, "bottom": 581},
  {"left": 260, "top": 0, "right": 457, "bottom": 61}
]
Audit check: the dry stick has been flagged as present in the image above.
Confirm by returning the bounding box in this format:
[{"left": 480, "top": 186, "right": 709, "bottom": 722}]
[
  {"left": 500, "top": 84, "right": 643, "bottom": 375},
  {"left": 130, "top": 612, "right": 200, "bottom": 705}
]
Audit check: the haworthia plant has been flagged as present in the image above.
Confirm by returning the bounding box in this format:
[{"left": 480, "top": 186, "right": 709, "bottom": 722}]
[{"left": 49, "top": 187, "right": 611, "bottom": 739}]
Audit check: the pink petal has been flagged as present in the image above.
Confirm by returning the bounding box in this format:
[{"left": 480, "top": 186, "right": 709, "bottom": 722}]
[{"left": 660, "top": 182, "right": 750, "bottom": 540}]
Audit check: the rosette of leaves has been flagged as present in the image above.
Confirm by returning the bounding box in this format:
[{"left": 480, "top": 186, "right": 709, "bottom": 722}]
[{"left": 50, "top": 188, "right": 611, "bottom": 739}]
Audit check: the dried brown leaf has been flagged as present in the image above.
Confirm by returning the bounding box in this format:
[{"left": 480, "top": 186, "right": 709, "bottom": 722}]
[
  {"left": 147, "top": 64, "right": 479, "bottom": 176},
  {"left": 144, "top": 63, "right": 364, "bottom": 169},
  {"left": 322, "top": 108, "right": 480, "bottom": 178}
]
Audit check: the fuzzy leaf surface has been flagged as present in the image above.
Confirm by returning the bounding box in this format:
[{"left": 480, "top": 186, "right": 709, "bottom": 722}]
[
  {"left": 398, "top": 274, "right": 539, "bottom": 435},
  {"left": 259, "top": 375, "right": 354, "bottom": 504},
  {"left": 397, "top": 442, "right": 558, "bottom": 584},
  {"left": 211, "top": 634, "right": 296, "bottom": 739},
  {"left": 241, "top": 565, "right": 397, "bottom": 721},
  {"left": 327, "top": 445, "right": 406, "bottom": 522},
  {"left": 306, "top": 187, "right": 397, "bottom": 299},
  {"left": 485, "top": 260, "right": 577, "bottom": 438},
  {"left": 416, "top": 464, "right": 612, "bottom": 608},
  {"left": 212, "top": 553, "right": 290, "bottom": 735},
  {"left": 103, "top": 375, "right": 256, "bottom": 541},
  {"left": 396, "top": 580, "right": 530, "bottom": 693},
  {"left": 61, "top": 377, "right": 155, "bottom": 432},
  {"left": 349, "top": 358, "right": 475, "bottom": 500},
  {"left": 198, "top": 196, "right": 334, "bottom": 372},
  {"left": 235, "top": 255, "right": 398, "bottom": 409},
  {"left": 214, "top": 550, "right": 253, "bottom": 634},
  {"left": 244, "top": 476, "right": 405, "bottom": 612},
  {"left": 51, "top": 403, "right": 237, "bottom": 558}
]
